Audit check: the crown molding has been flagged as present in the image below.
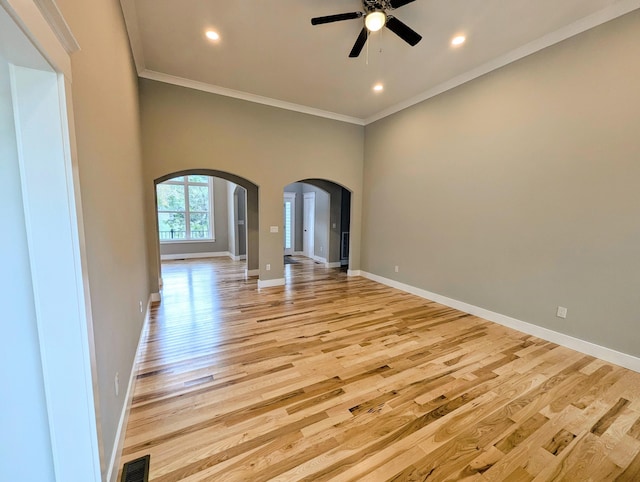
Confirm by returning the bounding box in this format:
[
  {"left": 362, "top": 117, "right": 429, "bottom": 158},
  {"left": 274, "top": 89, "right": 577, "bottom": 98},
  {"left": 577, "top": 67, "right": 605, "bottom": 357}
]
[
  {"left": 365, "top": 0, "right": 640, "bottom": 124},
  {"left": 33, "top": 0, "right": 79, "bottom": 54},
  {"left": 120, "top": 0, "right": 640, "bottom": 126},
  {"left": 139, "top": 70, "right": 366, "bottom": 126}
]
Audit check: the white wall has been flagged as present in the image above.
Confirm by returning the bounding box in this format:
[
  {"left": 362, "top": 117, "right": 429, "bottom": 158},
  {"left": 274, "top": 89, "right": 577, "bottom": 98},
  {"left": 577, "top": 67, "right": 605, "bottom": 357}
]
[{"left": 0, "top": 53, "right": 55, "bottom": 482}]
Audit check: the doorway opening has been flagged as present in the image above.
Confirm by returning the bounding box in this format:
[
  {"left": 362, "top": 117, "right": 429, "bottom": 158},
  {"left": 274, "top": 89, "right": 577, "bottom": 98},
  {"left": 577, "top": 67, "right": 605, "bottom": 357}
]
[
  {"left": 282, "top": 179, "right": 352, "bottom": 281},
  {"left": 153, "top": 169, "right": 259, "bottom": 296}
]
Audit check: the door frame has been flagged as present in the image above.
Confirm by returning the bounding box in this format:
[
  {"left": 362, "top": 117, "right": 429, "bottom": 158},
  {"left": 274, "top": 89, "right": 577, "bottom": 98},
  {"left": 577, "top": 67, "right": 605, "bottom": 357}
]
[{"left": 3, "top": 2, "right": 102, "bottom": 480}]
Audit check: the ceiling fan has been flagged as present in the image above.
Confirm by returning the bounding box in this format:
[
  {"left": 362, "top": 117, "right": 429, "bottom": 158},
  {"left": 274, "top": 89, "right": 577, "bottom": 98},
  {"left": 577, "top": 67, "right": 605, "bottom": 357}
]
[{"left": 311, "top": 0, "right": 422, "bottom": 58}]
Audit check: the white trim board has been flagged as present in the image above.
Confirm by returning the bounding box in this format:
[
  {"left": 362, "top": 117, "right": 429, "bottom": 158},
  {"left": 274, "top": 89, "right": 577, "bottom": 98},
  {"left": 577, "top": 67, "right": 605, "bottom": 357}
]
[
  {"left": 32, "top": 0, "right": 79, "bottom": 54},
  {"left": 310, "top": 254, "right": 327, "bottom": 265},
  {"left": 310, "top": 254, "right": 340, "bottom": 269},
  {"left": 105, "top": 295, "right": 153, "bottom": 482},
  {"left": 160, "top": 251, "right": 232, "bottom": 261},
  {"left": 258, "top": 278, "right": 285, "bottom": 289},
  {"left": 246, "top": 269, "right": 259, "bottom": 277},
  {"left": 358, "top": 271, "right": 640, "bottom": 373}
]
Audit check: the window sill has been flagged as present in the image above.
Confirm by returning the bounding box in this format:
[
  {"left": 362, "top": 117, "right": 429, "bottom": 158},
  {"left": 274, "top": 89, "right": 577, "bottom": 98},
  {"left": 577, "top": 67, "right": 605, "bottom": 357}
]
[{"left": 160, "top": 239, "right": 216, "bottom": 244}]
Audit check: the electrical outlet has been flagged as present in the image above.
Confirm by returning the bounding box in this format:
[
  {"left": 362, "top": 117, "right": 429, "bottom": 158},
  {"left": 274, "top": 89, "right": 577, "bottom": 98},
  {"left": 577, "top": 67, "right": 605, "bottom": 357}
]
[
  {"left": 139, "top": 300, "right": 143, "bottom": 313},
  {"left": 556, "top": 306, "right": 568, "bottom": 319},
  {"left": 266, "top": 264, "right": 271, "bottom": 271},
  {"left": 114, "top": 372, "right": 120, "bottom": 397},
  {"left": 395, "top": 265, "right": 399, "bottom": 273}
]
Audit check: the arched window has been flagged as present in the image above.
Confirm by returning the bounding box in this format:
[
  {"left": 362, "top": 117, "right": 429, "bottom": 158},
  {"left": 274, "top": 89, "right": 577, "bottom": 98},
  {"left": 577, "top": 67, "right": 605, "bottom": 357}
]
[{"left": 156, "top": 175, "right": 214, "bottom": 241}]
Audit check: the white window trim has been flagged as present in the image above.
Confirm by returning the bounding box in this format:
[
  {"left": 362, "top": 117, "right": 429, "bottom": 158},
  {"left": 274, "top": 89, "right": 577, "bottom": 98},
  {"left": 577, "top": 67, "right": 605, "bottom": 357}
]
[{"left": 157, "top": 176, "right": 216, "bottom": 242}]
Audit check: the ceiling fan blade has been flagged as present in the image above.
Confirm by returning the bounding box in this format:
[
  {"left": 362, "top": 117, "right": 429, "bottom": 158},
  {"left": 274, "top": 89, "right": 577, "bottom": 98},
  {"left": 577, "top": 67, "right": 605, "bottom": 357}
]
[
  {"left": 311, "top": 12, "right": 362, "bottom": 25},
  {"left": 385, "top": 16, "right": 422, "bottom": 46},
  {"left": 349, "top": 28, "right": 368, "bottom": 58},
  {"left": 389, "top": 0, "right": 416, "bottom": 8}
]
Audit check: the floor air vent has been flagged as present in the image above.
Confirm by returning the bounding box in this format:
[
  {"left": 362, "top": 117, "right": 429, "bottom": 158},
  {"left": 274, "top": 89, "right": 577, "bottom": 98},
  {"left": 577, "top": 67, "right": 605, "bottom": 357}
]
[{"left": 121, "top": 454, "right": 150, "bottom": 482}]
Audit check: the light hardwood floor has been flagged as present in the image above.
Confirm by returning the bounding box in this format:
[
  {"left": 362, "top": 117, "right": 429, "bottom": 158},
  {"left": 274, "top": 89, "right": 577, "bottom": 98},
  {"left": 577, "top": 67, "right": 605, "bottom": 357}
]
[{"left": 119, "top": 256, "right": 640, "bottom": 481}]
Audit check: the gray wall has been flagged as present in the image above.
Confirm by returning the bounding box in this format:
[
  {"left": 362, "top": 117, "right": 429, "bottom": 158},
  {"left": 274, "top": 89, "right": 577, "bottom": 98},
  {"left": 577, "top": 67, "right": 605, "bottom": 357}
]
[
  {"left": 0, "top": 51, "right": 55, "bottom": 482},
  {"left": 139, "top": 79, "right": 364, "bottom": 286},
  {"left": 159, "top": 177, "right": 230, "bottom": 256},
  {"left": 237, "top": 187, "right": 247, "bottom": 256},
  {"left": 362, "top": 11, "right": 640, "bottom": 357},
  {"left": 304, "top": 180, "right": 345, "bottom": 264},
  {"left": 57, "top": 0, "right": 151, "bottom": 472}
]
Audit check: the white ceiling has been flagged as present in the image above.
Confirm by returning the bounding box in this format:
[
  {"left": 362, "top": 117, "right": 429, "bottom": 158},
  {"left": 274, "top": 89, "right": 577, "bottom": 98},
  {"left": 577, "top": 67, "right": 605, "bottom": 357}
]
[{"left": 121, "top": 0, "right": 640, "bottom": 124}]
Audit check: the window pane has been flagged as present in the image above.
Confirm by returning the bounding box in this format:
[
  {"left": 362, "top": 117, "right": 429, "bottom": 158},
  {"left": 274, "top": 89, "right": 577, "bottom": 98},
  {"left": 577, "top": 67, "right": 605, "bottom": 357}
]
[
  {"left": 157, "top": 184, "right": 185, "bottom": 211},
  {"left": 189, "top": 185, "right": 209, "bottom": 212},
  {"left": 157, "top": 212, "right": 186, "bottom": 240},
  {"left": 188, "top": 175, "right": 208, "bottom": 183},
  {"left": 284, "top": 201, "right": 292, "bottom": 249},
  {"left": 168, "top": 176, "right": 184, "bottom": 182},
  {"left": 190, "top": 213, "right": 209, "bottom": 239}
]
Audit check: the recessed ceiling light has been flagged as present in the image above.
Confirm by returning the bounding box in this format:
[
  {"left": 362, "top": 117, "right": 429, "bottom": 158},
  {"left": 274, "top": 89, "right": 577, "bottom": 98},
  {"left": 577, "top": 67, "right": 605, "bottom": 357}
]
[
  {"left": 451, "top": 35, "right": 466, "bottom": 46},
  {"left": 373, "top": 83, "right": 384, "bottom": 92},
  {"left": 205, "top": 30, "right": 220, "bottom": 41}
]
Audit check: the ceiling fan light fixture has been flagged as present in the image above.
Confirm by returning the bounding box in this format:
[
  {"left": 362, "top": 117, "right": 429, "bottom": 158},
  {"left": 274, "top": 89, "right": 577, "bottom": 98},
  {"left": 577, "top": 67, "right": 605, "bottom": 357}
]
[{"left": 365, "top": 11, "right": 386, "bottom": 32}]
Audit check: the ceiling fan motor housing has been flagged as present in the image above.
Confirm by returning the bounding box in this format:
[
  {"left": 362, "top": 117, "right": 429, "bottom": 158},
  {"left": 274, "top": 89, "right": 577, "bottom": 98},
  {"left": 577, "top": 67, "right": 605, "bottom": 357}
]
[{"left": 310, "top": 0, "right": 421, "bottom": 57}]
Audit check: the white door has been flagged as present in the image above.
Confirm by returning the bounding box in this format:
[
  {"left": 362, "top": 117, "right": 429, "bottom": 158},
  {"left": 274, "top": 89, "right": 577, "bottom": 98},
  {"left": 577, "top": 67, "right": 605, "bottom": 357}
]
[
  {"left": 303, "top": 192, "right": 315, "bottom": 258},
  {"left": 283, "top": 192, "right": 295, "bottom": 256}
]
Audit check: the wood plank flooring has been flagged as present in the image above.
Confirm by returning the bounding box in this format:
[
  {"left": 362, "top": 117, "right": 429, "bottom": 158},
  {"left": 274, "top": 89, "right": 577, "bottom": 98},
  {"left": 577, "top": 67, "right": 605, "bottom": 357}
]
[{"left": 119, "top": 256, "right": 640, "bottom": 481}]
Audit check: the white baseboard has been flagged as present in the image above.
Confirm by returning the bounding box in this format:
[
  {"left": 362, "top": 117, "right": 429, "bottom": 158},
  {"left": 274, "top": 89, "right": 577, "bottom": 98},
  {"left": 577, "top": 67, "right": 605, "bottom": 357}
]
[
  {"left": 246, "top": 269, "right": 259, "bottom": 277},
  {"left": 347, "top": 269, "right": 361, "bottom": 277},
  {"left": 358, "top": 271, "right": 640, "bottom": 373},
  {"left": 312, "top": 255, "right": 341, "bottom": 268},
  {"left": 257, "top": 278, "right": 285, "bottom": 289},
  {"left": 294, "top": 251, "right": 304, "bottom": 255},
  {"left": 150, "top": 292, "right": 161, "bottom": 302},
  {"left": 311, "top": 254, "right": 327, "bottom": 265},
  {"left": 106, "top": 295, "right": 153, "bottom": 482},
  {"left": 160, "top": 251, "right": 230, "bottom": 261},
  {"left": 229, "top": 254, "right": 246, "bottom": 261}
]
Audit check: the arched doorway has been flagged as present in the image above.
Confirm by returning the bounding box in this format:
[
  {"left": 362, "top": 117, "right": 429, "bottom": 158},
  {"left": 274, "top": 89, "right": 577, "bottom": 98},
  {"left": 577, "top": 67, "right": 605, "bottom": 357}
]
[
  {"left": 152, "top": 169, "right": 259, "bottom": 295},
  {"left": 282, "top": 179, "right": 352, "bottom": 282}
]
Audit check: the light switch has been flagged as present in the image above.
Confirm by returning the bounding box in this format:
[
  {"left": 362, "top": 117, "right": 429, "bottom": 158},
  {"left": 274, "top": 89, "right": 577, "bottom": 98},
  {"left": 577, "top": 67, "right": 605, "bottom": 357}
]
[{"left": 270, "top": 226, "right": 278, "bottom": 233}]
